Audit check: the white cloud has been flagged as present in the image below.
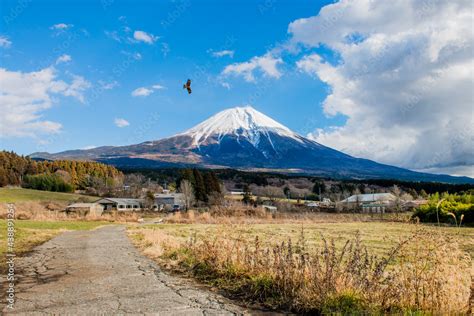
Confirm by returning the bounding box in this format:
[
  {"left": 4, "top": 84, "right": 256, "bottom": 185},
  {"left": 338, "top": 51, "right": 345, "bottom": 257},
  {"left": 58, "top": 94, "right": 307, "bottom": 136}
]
[
  {"left": 131, "top": 87, "right": 153, "bottom": 97},
  {"left": 0, "top": 67, "right": 90, "bottom": 138},
  {"left": 0, "top": 36, "right": 12, "bottom": 48},
  {"left": 107, "top": 28, "right": 158, "bottom": 45},
  {"left": 212, "top": 50, "right": 234, "bottom": 58},
  {"left": 55, "top": 54, "right": 72, "bottom": 64},
  {"left": 50, "top": 23, "right": 73, "bottom": 30},
  {"left": 220, "top": 82, "right": 231, "bottom": 90},
  {"left": 292, "top": 0, "right": 473, "bottom": 174},
  {"left": 131, "top": 84, "right": 166, "bottom": 97},
  {"left": 133, "top": 30, "right": 158, "bottom": 44},
  {"left": 222, "top": 53, "right": 283, "bottom": 82},
  {"left": 121, "top": 51, "right": 142, "bottom": 60},
  {"left": 415, "top": 165, "right": 474, "bottom": 178},
  {"left": 105, "top": 30, "right": 122, "bottom": 42},
  {"left": 99, "top": 80, "right": 119, "bottom": 90},
  {"left": 114, "top": 118, "right": 130, "bottom": 127},
  {"left": 81, "top": 145, "right": 97, "bottom": 150},
  {"left": 58, "top": 75, "right": 91, "bottom": 103},
  {"left": 151, "top": 84, "right": 165, "bottom": 90}
]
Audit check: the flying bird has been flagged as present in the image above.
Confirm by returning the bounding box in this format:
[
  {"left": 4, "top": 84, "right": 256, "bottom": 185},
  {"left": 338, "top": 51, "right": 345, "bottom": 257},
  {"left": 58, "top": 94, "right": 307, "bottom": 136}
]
[{"left": 183, "top": 79, "right": 192, "bottom": 94}]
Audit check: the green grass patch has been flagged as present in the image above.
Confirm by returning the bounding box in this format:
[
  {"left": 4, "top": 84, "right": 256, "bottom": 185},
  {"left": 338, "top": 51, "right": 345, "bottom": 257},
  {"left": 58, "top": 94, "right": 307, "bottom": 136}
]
[{"left": 0, "top": 187, "right": 98, "bottom": 203}]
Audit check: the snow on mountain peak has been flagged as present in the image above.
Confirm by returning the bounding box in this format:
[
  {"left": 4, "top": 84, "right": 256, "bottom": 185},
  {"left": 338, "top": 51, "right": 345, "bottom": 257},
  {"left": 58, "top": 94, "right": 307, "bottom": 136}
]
[{"left": 180, "top": 105, "right": 302, "bottom": 147}]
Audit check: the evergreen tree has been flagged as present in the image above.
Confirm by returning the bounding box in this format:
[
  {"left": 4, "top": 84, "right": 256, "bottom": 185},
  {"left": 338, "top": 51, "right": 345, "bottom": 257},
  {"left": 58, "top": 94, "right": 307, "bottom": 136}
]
[
  {"left": 177, "top": 168, "right": 194, "bottom": 189},
  {"left": 192, "top": 168, "right": 207, "bottom": 202},
  {"left": 242, "top": 184, "right": 252, "bottom": 204},
  {"left": 312, "top": 181, "right": 326, "bottom": 195},
  {"left": 203, "top": 171, "right": 222, "bottom": 195}
]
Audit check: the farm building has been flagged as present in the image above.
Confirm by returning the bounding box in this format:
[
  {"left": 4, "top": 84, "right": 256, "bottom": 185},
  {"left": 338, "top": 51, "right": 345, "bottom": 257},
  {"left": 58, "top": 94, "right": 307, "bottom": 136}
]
[
  {"left": 65, "top": 203, "right": 104, "bottom": 216},
  {"left": 339, "top": 193, "right": 396, "bottom": 213},
  {"left": 95, "top": 198, "right": 144, "bottom": 211},
  {"left": 305, "top": 198, "right": 333, "bottom": 209},
  {"left": 262, "top": 205, "right": 277, "bottom": 212},
  {"left": 154, "top": 193, "right": 185, "bottom": 210},
  {"left": 403, "top": 199, "right": 429, "bottom": 211}
]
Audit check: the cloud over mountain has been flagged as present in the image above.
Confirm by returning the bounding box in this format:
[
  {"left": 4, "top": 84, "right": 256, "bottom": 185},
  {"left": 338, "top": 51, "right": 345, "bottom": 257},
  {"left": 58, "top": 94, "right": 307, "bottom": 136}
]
[
  {"left": 223, "top": 53, "right": 283, "bottom": 82},
  {"left": 289, "top": 0, "right": 473, "bottom": 173}
]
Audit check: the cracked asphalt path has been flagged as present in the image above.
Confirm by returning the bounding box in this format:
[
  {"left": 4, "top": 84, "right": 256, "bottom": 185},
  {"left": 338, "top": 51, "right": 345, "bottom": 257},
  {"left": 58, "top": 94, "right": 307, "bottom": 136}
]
[{"left": 3, "top": 225, "right": 249, "bottom": 315}]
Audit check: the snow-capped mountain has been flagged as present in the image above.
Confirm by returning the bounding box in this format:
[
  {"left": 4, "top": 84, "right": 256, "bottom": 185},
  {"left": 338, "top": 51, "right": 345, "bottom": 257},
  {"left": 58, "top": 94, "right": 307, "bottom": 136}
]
[
  {"left": 180, "top": 106, "right": 303, "bottom": 148},
  {"left": 31, "top": 106, "right": 473, "bottom": 183}
]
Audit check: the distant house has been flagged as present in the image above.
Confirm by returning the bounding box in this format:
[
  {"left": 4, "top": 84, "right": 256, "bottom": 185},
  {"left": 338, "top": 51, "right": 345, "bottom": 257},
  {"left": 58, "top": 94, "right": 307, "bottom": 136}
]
[
  {"left": 340, "top": 193, "right": 396, "bottom": 213},
  {"left": 229, "top": 189, "right": 244, "bottom": 195},
  {"left": 403, "top": 199, "right": 429, "bottom": 211},
  {"left": 66, "top": 203, "right": 104, "bottom": 216},
  {"left": 306, "top": 202, "right": 319, "bottom": 208},
  {"left": 306, "top": 198, "right": 333, "bottom": 211},
  {"left": 95, "top": 198, "right": 144, "bottom": 211},
  {"left": 154, "top": 193, "right": 185, "bottom": 210},
  {"left": 262, "top": 205, "right": 277, "bottom": 212}
]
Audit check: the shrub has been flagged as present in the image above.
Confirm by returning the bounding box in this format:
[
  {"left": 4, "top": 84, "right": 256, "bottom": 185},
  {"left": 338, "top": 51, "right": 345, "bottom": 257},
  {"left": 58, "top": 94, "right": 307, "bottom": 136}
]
[
  {"left": 413, "top": 196, "right": 473, "bottom": 225},
  {"left": 23, "top": 173, "right": 74, "bottom": 192}
]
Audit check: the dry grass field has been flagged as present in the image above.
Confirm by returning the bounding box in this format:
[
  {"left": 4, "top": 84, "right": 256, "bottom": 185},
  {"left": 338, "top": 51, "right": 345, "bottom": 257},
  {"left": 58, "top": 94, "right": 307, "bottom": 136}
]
[{"left": 129, "top": 212, "right": 474, "bottom": 314}]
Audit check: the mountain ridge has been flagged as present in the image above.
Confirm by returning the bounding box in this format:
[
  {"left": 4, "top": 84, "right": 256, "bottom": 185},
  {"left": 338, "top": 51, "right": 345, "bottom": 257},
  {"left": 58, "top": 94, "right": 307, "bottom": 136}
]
[{"left": 30, "top": 106, "right": 474, "bottom": 184}]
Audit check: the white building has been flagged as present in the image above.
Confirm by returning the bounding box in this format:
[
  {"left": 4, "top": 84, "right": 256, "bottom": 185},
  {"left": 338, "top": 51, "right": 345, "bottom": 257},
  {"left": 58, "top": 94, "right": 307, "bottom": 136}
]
[
  {"left": 95, "top": 198, "right": 144, "bottom": 211},
  {"left": 154, "top": 193, "right": 185, "bottom": 210},
  {"left": 339, "top": 193, "right": 396, "bottom": 213},
  {"left": 66, "top": 203, "right": 104, "bottom": 216}
]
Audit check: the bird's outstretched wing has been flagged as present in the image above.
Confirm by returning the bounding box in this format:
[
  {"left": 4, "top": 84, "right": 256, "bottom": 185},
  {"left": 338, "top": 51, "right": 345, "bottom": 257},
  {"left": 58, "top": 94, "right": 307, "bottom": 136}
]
[{"left": 185, "top": 79, "right": 192, "bottom": 94}]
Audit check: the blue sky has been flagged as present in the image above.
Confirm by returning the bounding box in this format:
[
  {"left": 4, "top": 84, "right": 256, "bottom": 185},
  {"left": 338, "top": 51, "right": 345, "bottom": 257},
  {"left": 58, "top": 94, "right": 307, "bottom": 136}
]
[
  {"left": 0, "top": 0, "right": 341, "bottom": 154},
  {"left": 1, "top": 0, "right": 472, "bottom": 177}
]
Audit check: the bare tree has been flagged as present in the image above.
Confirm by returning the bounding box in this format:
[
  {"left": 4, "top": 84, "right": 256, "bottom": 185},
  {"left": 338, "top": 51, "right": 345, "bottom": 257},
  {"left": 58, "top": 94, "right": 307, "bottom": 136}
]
[
  {"left": 263, "top": 186, "right": 285, "bottom": 201},
  {"left": 353, "top": 188, "right": 361, "bottom": 213},
  {"left": 392, "top": 185, "right": 402, "bottom": 213},
  {"left": 144, "top": 191, "right": 156, "bottom": 210},
  {"left": 180, "top": 180, "right": 195, "bottom": 210}
]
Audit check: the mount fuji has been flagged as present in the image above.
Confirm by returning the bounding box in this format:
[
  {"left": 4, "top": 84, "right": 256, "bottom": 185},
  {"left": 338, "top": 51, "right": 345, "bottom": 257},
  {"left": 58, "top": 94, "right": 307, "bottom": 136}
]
[{"left": 31, "top": 106, "right": 473, "bottom": 183}]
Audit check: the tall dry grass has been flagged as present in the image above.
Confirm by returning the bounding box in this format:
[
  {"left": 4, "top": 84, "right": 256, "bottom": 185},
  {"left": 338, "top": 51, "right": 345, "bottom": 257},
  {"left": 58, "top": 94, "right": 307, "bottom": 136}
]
[
  {"left": 143, "top": 227, "right": 471, "bottom": 314},
  {"left": 165, "top": 203, "right": 412, "bottom": 225},
  {"left": 0, "top": 201, "right": 139, "bottom": 222}
]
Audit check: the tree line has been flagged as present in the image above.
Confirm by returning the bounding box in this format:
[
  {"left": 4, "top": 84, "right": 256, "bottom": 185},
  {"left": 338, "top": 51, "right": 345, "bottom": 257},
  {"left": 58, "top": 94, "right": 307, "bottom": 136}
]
[
  {"left": 0, "top": 151, "right": 123, "bottom": 192},
  {"left": 119, "top": 167, "right": 474, "bottom": 196},
  {"left": 177, "top": 168, "right": 222, "bottom": 205}
]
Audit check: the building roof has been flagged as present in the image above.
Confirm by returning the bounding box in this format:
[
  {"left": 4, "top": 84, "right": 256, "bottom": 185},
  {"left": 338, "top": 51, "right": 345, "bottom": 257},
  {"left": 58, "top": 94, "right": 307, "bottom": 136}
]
[
  {"left": 263, "top": 205, "right": 277, "bottom": 210},
  {"left": 154, "top": 193, "right": 184, "bottom": 198},
  {"left": 95, "top": 198, "right": 144, "bottom": 205},
  {"left": 340, "top": 193, "right": 396, "bottom": 203},
  {"left": 67, "top": 203, "right": 98, "bottom": 208}
]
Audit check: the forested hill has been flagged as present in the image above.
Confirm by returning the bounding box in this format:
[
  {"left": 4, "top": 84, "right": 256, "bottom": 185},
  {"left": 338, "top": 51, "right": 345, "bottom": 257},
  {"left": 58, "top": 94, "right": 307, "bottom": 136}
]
[{"left": 0, "top": 151, "right": 123, "bottom": 190}]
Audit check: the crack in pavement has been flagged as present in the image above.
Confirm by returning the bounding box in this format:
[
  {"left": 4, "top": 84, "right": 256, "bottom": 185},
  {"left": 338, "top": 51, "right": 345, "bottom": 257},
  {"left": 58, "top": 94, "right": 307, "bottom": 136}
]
[{"left": 3, "top": 225, "right": 252, "bottom": 315}]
